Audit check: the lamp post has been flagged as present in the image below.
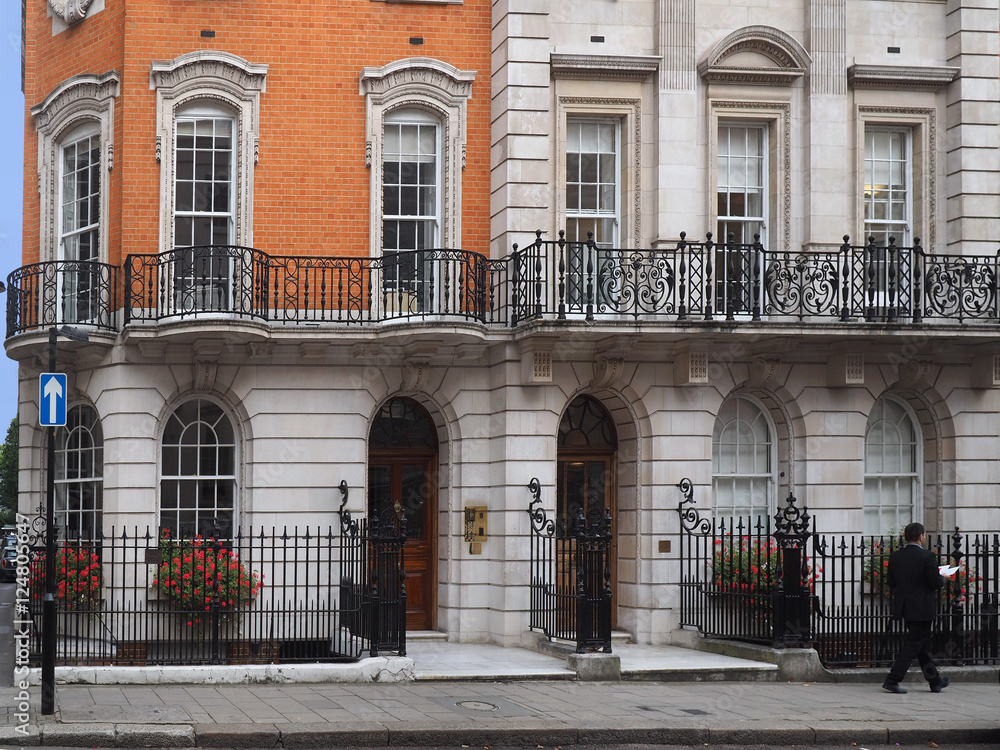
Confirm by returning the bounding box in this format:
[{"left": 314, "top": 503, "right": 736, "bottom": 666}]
[{"left": 41, "top": 324, "right": 90, "bottom": 716}]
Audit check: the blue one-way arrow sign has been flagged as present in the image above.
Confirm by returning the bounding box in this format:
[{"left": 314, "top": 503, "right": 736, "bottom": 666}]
[{"left": 39, "top": 373, "right": 67, "bottom": 427}]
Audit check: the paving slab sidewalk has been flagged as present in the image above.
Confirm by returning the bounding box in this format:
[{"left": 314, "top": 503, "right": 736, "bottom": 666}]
[{"left": 1, "top": 679, "right": 998, "bottom": 747}]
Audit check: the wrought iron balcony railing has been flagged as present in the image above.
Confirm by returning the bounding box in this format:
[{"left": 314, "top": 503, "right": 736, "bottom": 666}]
[
  {"left": 5, "top": 260, "right": 119, "bottom": 336},
  {"left": 124, "top": 245, "right": 489, "bottom": 325},
  {"left": 508, "top": 232, "right": 1000, "bottom": 325},
  {"left": 6, "top": 235, "right": 1000, "bottom": 338}
]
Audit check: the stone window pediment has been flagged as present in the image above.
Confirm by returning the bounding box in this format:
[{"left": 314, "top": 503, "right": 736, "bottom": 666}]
[{"left": 699, "top": 26, "right": 810, "bottom": 86}]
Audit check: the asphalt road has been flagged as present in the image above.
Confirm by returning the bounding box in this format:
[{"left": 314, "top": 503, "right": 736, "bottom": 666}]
[{"left": 0, "top": 743, "right": 1000, "bottom": 750}]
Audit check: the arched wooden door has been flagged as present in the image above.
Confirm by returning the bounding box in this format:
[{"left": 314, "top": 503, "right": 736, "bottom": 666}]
[
  {"left": 557, "top": 395, "right": 618, "bottom": 626},
  {"left": 369, "top": 398, "right": 437, "bottom": 630}
]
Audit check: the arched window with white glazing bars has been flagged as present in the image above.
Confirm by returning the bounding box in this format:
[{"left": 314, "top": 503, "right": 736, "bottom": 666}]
[
  {"left": 712, "top": 396, "right": 775, "bottom": 522},
  {"left": 864, "top": 396, "right": 920, "bottom": 535}
]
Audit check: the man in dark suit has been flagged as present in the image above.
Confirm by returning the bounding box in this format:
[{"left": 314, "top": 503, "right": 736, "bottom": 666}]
[{"left": 882, "top": 522, "right": 955, "bottom": 694}]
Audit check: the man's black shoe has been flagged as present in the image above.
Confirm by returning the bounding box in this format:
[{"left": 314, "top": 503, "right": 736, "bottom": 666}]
[
  {"left": 930, "top": 677, "right": 950, "bottom": 693},
  {"left": 882, "top": 681, "right": 907, "bottom": 694}
]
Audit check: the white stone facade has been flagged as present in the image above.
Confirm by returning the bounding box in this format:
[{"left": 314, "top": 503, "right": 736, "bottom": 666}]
[{"left": 12, "top": 0, "right": 1000, "bottom": 650}]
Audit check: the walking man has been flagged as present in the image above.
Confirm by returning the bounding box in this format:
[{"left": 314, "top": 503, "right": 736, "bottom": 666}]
[{"left": 882, "top": 522, "right": 955, "bottom": 694}]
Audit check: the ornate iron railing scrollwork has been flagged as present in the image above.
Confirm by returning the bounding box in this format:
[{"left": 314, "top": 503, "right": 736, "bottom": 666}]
[
  {"left": 676, "top": 477, "right": 710, "bottom": 535},
  {"left": 527, "top": 477, "right": 554, "bottom": 537},
  {"left": 337, "top": 480, "right": 359, "bottom": 536}
]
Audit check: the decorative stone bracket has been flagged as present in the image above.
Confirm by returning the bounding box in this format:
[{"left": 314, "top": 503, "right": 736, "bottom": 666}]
[{"left": 49, "top": 0, "right": 94, "bottom": 25}]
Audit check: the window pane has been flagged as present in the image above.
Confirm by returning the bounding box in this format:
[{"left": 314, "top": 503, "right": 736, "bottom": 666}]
[
  {"left": 864, "top": 128, "right": 910, "bottom": 243},
  {"left": 55, "top": 405, "right": 104, "bottom": 539},
  {"left": 382, "top": 117, "right": 439, "bottom": 255},
  {"left": 712, "top": 397, "right": 772, "bottom": 520},
  {"left": 863, "top": 398, "right": 918, "bottom": 534},
  {"left": 566, "top": 119, "right": 619, "bottom": 247},
  {"left": 160, "top": 399, "right": 237, "bottom": 537},
  {"left": 174, "top": 116, "right": 234, "bottom": 249}
]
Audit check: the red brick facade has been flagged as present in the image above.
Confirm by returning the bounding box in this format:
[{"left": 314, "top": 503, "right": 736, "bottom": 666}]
[{"left": 22, "top": 0, "right": 492, "bottom": 266}]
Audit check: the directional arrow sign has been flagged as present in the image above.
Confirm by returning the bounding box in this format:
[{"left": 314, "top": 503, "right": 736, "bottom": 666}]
[{"left": 39, "top": 373, "right": 67, "bottom": 427}]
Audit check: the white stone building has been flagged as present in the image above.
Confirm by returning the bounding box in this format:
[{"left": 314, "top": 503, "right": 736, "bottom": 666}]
[{"left": 8, "top": 0, "right": 1000, "bottom": 652}]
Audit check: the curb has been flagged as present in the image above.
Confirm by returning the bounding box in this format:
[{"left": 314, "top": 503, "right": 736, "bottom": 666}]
[{"left": 6, "top": 720, "right": 999, "bottom": 747}]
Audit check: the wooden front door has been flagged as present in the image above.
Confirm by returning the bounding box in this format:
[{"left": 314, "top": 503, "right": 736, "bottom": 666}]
[
  {"left": 557, "top": 455, "right": 617, "bottom": 626},
  {"left": 557, "top": 395, "right": 618, "bottom": 628},
  {"left": 368, "top": 457, "right": 436, "bottom": 630}
]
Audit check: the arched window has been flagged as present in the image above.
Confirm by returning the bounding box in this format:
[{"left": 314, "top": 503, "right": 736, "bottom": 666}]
[
  {"left": 160, "top": 398, "right": 237, "bottom": 538},
  {"left": 381, "top": 109, "right": 441, "bottom": 311},
  {"left": 55, "top": 404, "right": 103, "bottom": 539},
  {"left": 59, "top": 121, "right": 102, "bottom": 322},
  {"left": 31, "top": 71, "right": 117, "bottom": 268},
  {"left": 557, "top": 395, "right": 617, "bottom": 527},
  {"left": 150, "top": 51, "right": 267, "bottom": 253},
  {"left": 174, "top": 103, "right": 234, "bottom": 249},
  {"left": 864, "top": 397, "right": 919, "bottom": 535},
  {"left": 712, "top": 396, "right": 774, "bottom": 521}
]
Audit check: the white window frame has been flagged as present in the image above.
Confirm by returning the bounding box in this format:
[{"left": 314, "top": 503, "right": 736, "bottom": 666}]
[
  {"left": 159, "top": 397, "right": 239, "bottom": 539},
  {"left": 864, "top": 396, "right": 921, "bottom": 536},
  {"left": 171, "top": 105, "right": 237, "bottom": 312},
  {"left": 717, "top": 122, "right": 768, "bottom": 247},
  {"left": 150, "top": 51, "right": 267, "bottom": 254},
  {"left": 55, "top": 404, "right": 103, "bottom": 540},
  {"left": 563, "top": 117, "right": 622, "bottom": 311},
  {"left": 554, "top": 97, "right": 641, "bottom": 317},
  {"left": 709, "top": 102, "right": 790, "bottom": 253},
  {"left": 712, "top": 395, "right": 776, "bottom": 523},
  {"left": 565, "top": 117, "right": 621, "bottom": 248},
  {"left": 864, "top": 127, "right": 912, "bottom": 247},
  {"left": 57, "top": 121, "right": 102, "bottom": 323},
  {"left": 380, "top": 110, "right": 442, "bottom": 313},
  {"left": 857, "top": 107, "right": 935, "bottom": 251}
]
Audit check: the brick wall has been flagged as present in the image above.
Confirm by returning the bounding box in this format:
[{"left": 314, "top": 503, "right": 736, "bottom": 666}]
[{"left": 22, "top": 0, "right": 492, "bottom": 266}]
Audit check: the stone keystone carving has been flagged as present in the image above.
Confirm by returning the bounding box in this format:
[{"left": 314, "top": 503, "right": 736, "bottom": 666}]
[{"left": 49, "top": 0, "right": 93, "bottom": 25}]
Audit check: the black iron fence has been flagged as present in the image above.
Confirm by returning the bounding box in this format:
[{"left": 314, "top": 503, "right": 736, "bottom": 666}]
[
  {"left": 527, "top": 478, "right": 613, "bottom": 653},
  {"left": 24, "top": 491, "right": 406, "bottom": 667},
  {"left": 677, "top": 478, "right": 1000, "bottom": 668},
  {"left": 8, "top": 235, "right": 1000, "bottom": 336}
]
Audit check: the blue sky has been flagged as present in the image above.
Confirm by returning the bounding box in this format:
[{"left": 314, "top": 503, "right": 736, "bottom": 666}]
[{"left": 1, "top": 8, "right": 24, "bottom": 428}]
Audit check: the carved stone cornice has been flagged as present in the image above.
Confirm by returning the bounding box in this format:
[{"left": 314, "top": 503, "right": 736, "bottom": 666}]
[
  {"left": 550, "top": 54, "right": 660, "bottom": 81},
  {"left": 847, "top": 65, "right": 959, "bottom": 91},
  {"left": 699, "top": 25, "right": 810, "bottom": 86},
  {"left": 359, "top": 58, "right": 475, "bottom": 102},
  {"left": 48, "top": 0, "right": 93, "bottom": 25},
  {"left": 149, "top": 51, "right": 269, "bottom": 97},
  {"left": 31, "top": 71, "right": 120, "bottom": 129}
]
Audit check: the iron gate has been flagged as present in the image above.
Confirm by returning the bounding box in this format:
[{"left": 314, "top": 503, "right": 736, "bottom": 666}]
[{"left": 527, "top": 477, "right": 612, "bottom": 653}]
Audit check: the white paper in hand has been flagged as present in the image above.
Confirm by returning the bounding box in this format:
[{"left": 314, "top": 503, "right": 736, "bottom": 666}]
[{"left": 938, "top": 564, "right": 959, "bottom": 576}]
